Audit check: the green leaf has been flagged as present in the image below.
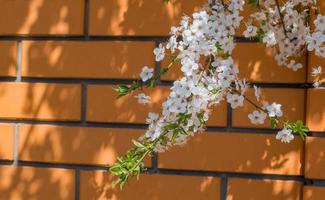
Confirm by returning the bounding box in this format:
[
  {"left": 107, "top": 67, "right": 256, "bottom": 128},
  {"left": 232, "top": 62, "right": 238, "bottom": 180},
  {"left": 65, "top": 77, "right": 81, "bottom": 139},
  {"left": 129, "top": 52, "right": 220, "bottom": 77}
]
[
  {"left": 147, "top": 78, "right": 156, "bottom": 88},
  {"left": 130, "top": 81, "right": 140, "bottom": 90},
  {"left": 248, "top": 0, "right": 259, "bottom": 7},
  {"left": 132, "top": 140, "right": 144, "bottom": 148},
  {"left": 164, "top": 123, "right": 178, "bottom": 131},
  {"left": 114, "top": 84, "right": 130, "bottom": 98},
  {"left": 197, "top": 113, "right": 205, "bottom": 124},
  {"left": 161, "top": 68, "right": 169, "bottom": 76},
  {"left": 257, "top": 28, "right": 265, "bottom": 43},
  {"left": 270, "top": 117, "right": 279, "bottom": 128},
  {"left": 215, "top": 42, "right": 222, "bottom": 52},
  {"left": 287, "top": 120, "right": 309, "bottom": 139}
]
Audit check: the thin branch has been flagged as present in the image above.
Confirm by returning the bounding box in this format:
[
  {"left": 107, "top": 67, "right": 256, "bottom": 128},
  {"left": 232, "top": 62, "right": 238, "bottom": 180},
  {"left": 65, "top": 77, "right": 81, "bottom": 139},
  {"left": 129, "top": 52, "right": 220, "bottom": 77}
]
[{"left": 275, "top": 0, "right": 288, "bottom": 38}]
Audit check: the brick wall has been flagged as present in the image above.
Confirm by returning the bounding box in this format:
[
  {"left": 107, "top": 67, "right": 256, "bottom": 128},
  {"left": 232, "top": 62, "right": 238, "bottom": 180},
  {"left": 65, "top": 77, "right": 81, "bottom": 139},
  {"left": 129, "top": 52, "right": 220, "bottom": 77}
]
[{"left": 0, "top": 0, "right": 324, "bottom": 200}]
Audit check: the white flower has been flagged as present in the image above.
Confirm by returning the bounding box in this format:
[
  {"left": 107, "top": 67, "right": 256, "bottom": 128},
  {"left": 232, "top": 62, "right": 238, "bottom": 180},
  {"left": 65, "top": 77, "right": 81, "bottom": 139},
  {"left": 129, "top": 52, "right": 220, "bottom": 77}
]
[
  {"left": 248, "top": 110, "right": 267, "bottom": 124},
  {"left": 276, "top": 128, "right": 294, "bottom": 143},
  {"left": 135, "top": 93, "right": 151, "bottom": 105},
  {"left": 253, "top": 85, "right": 261, "bottom": 101},
  {"left": 313, "top": 81, "right": 321, "bottom": 88},
  {"left": 306, "top": 35, "right": 318, "bottom": 52},
  {"left": 243, "top": 25, "right": 258, "bottom": 38},
  {"left": 287, "top": 60, "right": 303, "bottom": 71},
  {"left": 264, "top": 102, "right": 283, "bottom": 118},
  {"left": 263, "top": 31, "right": 277, "bottom": 47},
  {"left": 181, "top": 57, "right": 199, "bottom": 76},
  {"left": 227, "top": 94, "right": 244, "bottom": 109},
  {"left": 315, "top": 15, "right": 325, "bottom": 31},
  {"left": 146, "top": 112, "right": 159, "bottom": 124},
  {"left": 146, "top": 120, "right": 164, "bottom": 141},
  {"left": 140, "top": 66, "right": 154, "bottom": 82},
  {"left": 311, "top": 66, "right": 322, "bottom": 77},
  {"left": 275, "top": 53, "right": 287, "bottom": 66},
  {"left": 316, "top": 46, "right": 325, "bottom": 58},
  {"left": 153, "top": 43, "right": 165, "bottom": 62},
  {"left": 166, "top": 35, "right": 178, "bottom": 53}
]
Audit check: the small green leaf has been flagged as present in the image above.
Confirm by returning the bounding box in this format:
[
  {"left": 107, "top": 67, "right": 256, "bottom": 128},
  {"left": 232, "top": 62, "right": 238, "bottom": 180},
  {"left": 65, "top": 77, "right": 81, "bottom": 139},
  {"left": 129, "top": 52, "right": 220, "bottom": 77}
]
[
  {"left": 287, "top": 120, "right": 309, "bottom": 139},
  {"left": 257, "top": 28, "right": 265, "bottom": 43},
  {"left": 270, "top": 117, "right": 279, "bottom": 128},
  {"left": 132, "top": 140, "right": 144, "bottom": 148},
  {"left": 131, "top": 81, "right": 140, "bottom": 89},
  {"left": 114, "top": 84, "right": 130, "bottom": 98},
  {"left": 164, "top": 123, "right": 178, "bottom": 131},
  {"left": 161, "top": 68, "right": 169, "bottom": 76},
  {"left": 215, "top": 42, "right": 222, "bottom": 52},
  {"left": 147, "top": 78, "right": 157, "bottom": 88},
  {"left": 248, "top": 0, "right": 259, "bottom": 7}
]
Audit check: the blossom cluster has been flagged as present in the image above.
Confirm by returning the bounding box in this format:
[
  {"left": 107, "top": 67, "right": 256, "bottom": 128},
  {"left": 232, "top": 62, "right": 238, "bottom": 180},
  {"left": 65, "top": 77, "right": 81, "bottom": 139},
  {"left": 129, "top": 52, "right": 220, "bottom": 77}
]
[
  {"left": 141, "top": 0, "right": 248, "bottom": 151},
  {"left": 243, "top": 0, "right": 324, "bottom": 87},
  {"left": 111, "top": 0, "right": 319, "bottom": 187}
]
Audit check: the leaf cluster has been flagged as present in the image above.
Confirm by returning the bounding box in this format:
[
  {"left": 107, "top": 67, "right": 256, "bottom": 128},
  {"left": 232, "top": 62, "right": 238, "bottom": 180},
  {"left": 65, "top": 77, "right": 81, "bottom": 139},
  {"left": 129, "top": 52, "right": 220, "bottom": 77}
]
[
  {"left": 109, "top": 140, "right": 154, "bottom": 189},
  {"left": 286, "top": 120, "right": 309, "bottom": 138}
]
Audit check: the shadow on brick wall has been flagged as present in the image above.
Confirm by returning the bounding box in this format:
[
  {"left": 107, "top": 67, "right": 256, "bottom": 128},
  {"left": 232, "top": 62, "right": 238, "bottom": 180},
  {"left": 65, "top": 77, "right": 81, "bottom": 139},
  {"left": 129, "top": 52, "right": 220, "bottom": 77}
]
[
  {"left": 89, "top": 0, "right": 206, "bottom": 36},
  {"left": 0, "top": 166, "right": 74, "bottom": 200}
]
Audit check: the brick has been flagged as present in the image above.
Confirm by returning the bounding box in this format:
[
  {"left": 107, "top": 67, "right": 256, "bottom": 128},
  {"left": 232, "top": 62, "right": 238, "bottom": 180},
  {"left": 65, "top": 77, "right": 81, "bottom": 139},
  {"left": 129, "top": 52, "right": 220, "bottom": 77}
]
[
  {"left": 303, "top": 186, "right": 325, "bottom": 200},
  {"left": 305, "top": 137, "right": 325, "bottom": 179},
  {"left": 161, "top": 43, "right": 306, "bottom": 83},
  {"left": 159, "top": 132, "right": 303, "bottom": 175},
  {"left": 18, "top": 125, "right": 150, "bottom": 166},
  {"left": 0, "top": 166, "right": 75, "bottom": 200},
  {"left": 233, "top": 43, "right": 306, "bottom": 83},
  {"left": 0, "top": 83, "right": 81, "bottom": 121},
  {"left": 0, "top": 42, "right": 17, "bottom": 77},
  {"left": 0, "top": 0, "right": 84, "bottom": 35},
  {"left": 232, "top": 88, "right": 305, "bottom": 128},
  {"left": 87, "top": 85, "right": 227, "bottom": 126},
  {"left": 0, "top": 124, "right": 15, "bottom": 161},
  {"left": 227, "top": 178, "right": 302, "bottom": 200},
  {"left": 21, "top": 41, "right": 155, "bottom": 79},
  {"left": 306, "top": 89, "right": 325, "bottom": 132},
  {"left": 89, "top": 0, "right": 207, "bottom": 36},
  {"left": 87, "top": 85, "right": 169, "bottom": 123},
  {"left": 207, "top": 101, "right": 227, "bottom": 127},
  {"left": 80, "top": 171, "right": 220, "bottom": 200}
]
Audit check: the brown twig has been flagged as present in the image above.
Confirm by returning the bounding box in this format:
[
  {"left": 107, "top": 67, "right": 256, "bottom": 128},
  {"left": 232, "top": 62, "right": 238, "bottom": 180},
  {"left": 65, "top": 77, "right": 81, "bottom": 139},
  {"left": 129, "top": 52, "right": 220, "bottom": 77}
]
[{"left": 275, "top": 0, "right": 288, "bottom": 38}]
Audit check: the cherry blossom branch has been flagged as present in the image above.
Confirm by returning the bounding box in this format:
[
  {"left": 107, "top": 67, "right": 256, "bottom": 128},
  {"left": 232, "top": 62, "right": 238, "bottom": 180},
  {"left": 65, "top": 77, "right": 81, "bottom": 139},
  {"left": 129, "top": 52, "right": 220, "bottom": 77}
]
[{"left": 110, "top": 0, "right": 317, "bottom": 188}]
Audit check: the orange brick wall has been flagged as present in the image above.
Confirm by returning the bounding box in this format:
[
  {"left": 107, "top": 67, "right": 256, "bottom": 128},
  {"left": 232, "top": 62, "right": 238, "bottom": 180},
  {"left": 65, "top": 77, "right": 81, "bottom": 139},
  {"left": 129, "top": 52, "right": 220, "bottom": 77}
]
[{"left": 0, "top": 1, "right": 324, "bottom": 200}]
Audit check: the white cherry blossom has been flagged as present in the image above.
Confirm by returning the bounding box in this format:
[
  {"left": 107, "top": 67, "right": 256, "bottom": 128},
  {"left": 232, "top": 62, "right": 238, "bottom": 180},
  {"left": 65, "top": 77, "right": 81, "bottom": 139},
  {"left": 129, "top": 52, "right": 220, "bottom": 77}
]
[
  {"left": 264, "top": 102, "right": 283, "bottom": 118},
  {"left": 276, "top": 128, "right": 294, "bottom": 143},
  {"left": 287, "top": 60, "right": 303, "bottom": 71},
  {"left": 135, "top": 93, "right": 151, "bottom": 105},
  {"left": 146, "top": 112, "right": 159, "bottom": 124},
  {"left": 153, "top": 43, "right": 165, "bottom": 62},
  {"left": 243, "top": 25, "right": 258, "bottom": 38},
  {"left": 248, "top": 110, "right": 267, "bottom": 125},
  {"left": 140, "top": 66, "right": 154, "bottom": 82},
  {"left": 227, "top": 94, "right": 244, "bottom": 109},
  {"left": 311, "top": 66, "right": 322, "bottom": 77}
]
